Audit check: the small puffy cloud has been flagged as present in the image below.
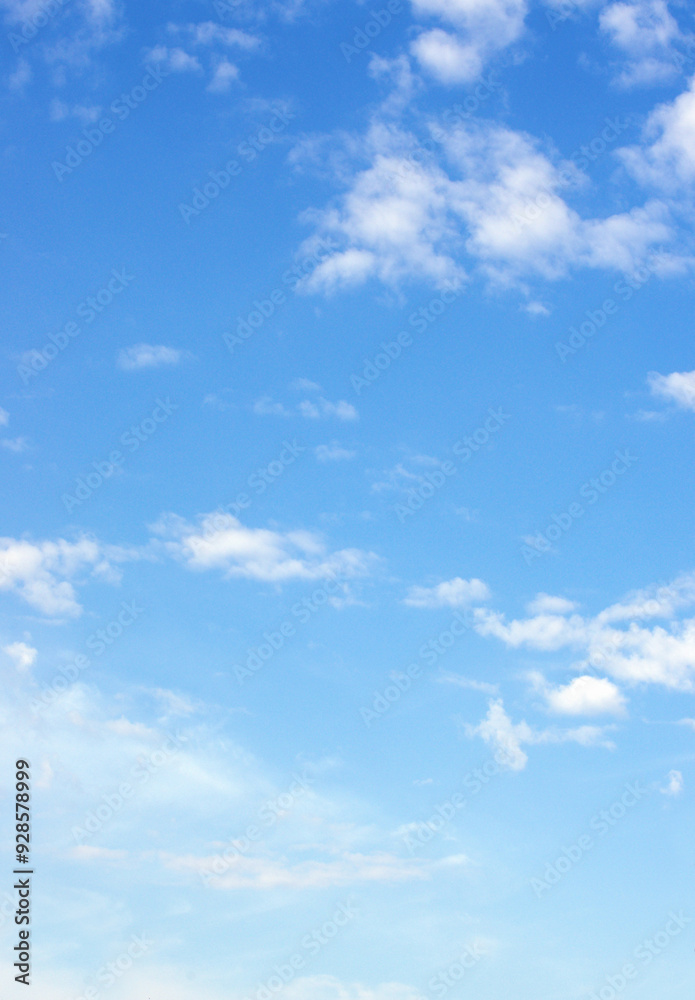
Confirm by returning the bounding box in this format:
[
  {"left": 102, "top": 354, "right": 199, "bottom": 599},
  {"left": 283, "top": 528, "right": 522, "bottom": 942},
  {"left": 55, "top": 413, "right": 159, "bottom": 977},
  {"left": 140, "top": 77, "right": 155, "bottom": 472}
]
[
  {"left": 0, "top": 408, "right": 8, "bottom": 426},
  {"left": 146, "top": 45, "right": 202, "bottom": 73},
  {"left": 153, "top": 512, "right": 376, "bottom": 585},
  {"left": 207, "top": 59, "right": 239, "bottom": 92},
  {"left": 404, "top": 577, "right": 491, "bottom": 608},
  {"left": 8, "top": 58, "right": 31, "bottom": 92},
  {"left": 534, "top": 673, "right": 628, "bottom": 716},
  {"left": 3, "top": 641, "right": 37, "bottom": 671},
  {"left": 648, "top": 369, "right": 695, "bottom": 410},
  {"left": 660, "top": 769, "right": 683, "bottom": 796},
  {"left": 411, "top": 0, "right": 528, "bottom": 85},
  {"left": 315, "top": 443, "right": 357, "bottom": 462},
  {"left": 117, "top": 344, "right": 185, "bottom": 371}
]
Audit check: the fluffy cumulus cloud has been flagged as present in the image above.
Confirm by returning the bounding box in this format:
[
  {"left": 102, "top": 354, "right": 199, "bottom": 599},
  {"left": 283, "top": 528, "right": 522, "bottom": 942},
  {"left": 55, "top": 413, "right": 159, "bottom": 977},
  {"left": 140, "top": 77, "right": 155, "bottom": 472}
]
[
  {"left": 532, "top": 673, "right": 628, "bottom": 716},
  {"left": 648, "top": 369, "right": 695, "bottom": 409},
  {"left": 403, "top": 576, "right": 491, "bottom": 607},
  {"left": 2, "top": 640, "right": 37, "bottom": 671},
  {"left": 152, "top": 512, "right": 376, "bottom": 584},
  {"left": 0, "top": 535, "right": 130, "bottom": 617},
  {"left": 599, "top": 0, "right": 693, "bottom": 88},
  {"left": 619, "top": 75, "right": 695, "bottom": 190},
  {"left": 464, "top": 698, "right": 615, "bottom": 770},
  {"left": 298, "top": 114, "right": 674, "bottom": 294},
  {"left": 660, "top": 768, "right": 684, "bottom": 795},
  {"left": 473, "top": 573, "right": 695, "bottom": 690},
  {"left": 410, "top": 0, "right": 528, "bottom": 84}
]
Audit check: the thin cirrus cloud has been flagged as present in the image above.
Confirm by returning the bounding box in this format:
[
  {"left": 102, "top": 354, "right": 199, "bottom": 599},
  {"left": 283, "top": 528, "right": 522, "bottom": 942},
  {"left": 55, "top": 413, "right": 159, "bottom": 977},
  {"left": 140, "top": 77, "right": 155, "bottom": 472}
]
[
  {"left": 117, "top": 343, "right": 186, "bottom": 370},
  {"left": 254, "top": 395, "right": 358, "bottom": 420},
  {"left": 403, "top": 576, "right": 491, "bottom": 608}
]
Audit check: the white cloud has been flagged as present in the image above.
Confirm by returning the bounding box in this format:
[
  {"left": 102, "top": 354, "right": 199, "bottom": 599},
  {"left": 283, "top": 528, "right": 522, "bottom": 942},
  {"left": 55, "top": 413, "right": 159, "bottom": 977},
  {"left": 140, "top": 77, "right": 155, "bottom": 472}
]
[
  {"left": 315, "top": 443, "right": 357, "bottom": 461},
  {"left": 526, "top": 593, "right": 579, "bottom": 615},
  {"left": 437, "top": 673, "right": 498, "bottom": 694},
  {"left": 299, "top": 115, "right": 674, "bottom": 294},
  {"left": 660, "top": 768, "right": 683, "bottom": 795},
  {"left": 465, "top": 698, "right": 616, "bottom": 770},
  {"left": 254, "top": 396, "right": 358, "bottom": 421},
  {"left": 171, "top": 21, "right": 260, "bottom": 51},
  {"left": 146, "top": 45, "right": 203, "bottom": 73},
  {"left": 0, "top": 408, "right": 8, "bottom": 426},
  {"left": 619, "top": 76, "right": 695, "bottom": 190},
  {"left": 207, "top": 59, "right": 240, "bottom": 93},
  {"left": 474, "top": 571, "right": 695, "bottom": 691},
  {"left": 8, "top": 58, "right": 31, "bottom": 91},
  {"left": 410, "top": 0, "right": 528, "bottom": 84},
  {"left": 3, "top": 640, "right": 37, "bottom": 671},
  {"left": 404, "top": 576, "right": 491, "bottom": 608},
  {"left": 648, "top": 369, "right": 695, "bottom": 410},
  {"left": 152, "top": 512, "right": 376, "bottom": 584},
  {"left": 1, "top": 436, "right": 30, "bottom": 453},
  {"left": 599, "top": 1, "right": 691, "bottom": 88},
  {"left": 533, "top": 673, "right": 628, "bottom": 716},
  {"left": 117, "top": 344, "right": 185, "bottom": 370},
  {"left": 0, "top": 535, "right": 130, "bottom": 617},
  {"left": 49, "top": 99, "right": 102, "bottom": 124},
  {"left": 162, "top": 848, "right": 435, "bottom": 889}
]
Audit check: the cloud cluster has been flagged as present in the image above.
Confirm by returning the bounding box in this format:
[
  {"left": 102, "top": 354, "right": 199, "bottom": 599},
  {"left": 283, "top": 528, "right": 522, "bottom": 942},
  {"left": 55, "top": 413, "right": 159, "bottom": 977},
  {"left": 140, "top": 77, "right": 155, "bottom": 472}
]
[{"left": 410, "top": 0, "right": 528, "bottom": 84}]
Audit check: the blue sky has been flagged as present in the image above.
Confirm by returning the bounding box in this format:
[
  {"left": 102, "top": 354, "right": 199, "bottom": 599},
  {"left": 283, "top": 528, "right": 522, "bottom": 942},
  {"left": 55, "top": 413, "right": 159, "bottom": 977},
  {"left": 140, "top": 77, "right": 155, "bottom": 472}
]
[{"left": 1, "top": 0, "right": 695, "bottom": 998}]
